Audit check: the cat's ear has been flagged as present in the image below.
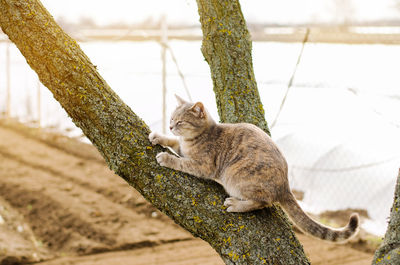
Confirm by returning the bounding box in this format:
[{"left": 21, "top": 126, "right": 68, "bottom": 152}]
[
  {"left": 175, "top": 94, "right": 188, "bottom": 105},
  {"left": 189, "top": 102, "right": 205, "bottom": 118}
]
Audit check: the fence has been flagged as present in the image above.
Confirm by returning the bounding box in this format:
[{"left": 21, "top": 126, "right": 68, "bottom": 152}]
[{"left": 1, "top": 27, "right": 400, "bottom": 236}]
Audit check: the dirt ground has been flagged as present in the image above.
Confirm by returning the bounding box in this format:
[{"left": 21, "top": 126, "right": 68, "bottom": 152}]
[{"left": 0, "top": 120, "right": 375, "bottom": 265}]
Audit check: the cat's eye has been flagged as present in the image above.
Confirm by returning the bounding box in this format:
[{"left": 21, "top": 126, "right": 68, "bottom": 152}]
[{"left": 176, "top": 121, "right": 183, "bottom": 126}]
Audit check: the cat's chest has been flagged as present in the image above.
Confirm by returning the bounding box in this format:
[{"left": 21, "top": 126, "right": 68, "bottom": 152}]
[
  {"left": 179, "top": 139, "right": 209, "bottom": 159},
  {"left": 179, "top": 140, "right": 194, "bottom": 157}
]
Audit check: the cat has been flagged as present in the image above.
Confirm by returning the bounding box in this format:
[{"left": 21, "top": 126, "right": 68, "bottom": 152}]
[{"left": 148, "top": 95, "right": 359, "bottom": 242}]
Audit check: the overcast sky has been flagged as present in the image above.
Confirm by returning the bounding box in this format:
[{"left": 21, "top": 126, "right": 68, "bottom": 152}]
[{"left": 41, "top": 0, "right": 399, "bottom": 26}]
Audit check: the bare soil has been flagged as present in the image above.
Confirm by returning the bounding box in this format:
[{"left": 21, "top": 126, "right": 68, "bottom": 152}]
[{"left": 0, "top": 120, "right": 375, "bottom": 265}]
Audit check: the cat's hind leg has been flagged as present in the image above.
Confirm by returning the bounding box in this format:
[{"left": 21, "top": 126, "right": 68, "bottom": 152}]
[{"left": 224, "top": 197, "right": 265, "bottom": 213}]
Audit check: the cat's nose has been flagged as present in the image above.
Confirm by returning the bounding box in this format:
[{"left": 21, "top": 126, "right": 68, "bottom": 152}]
[{"left": 169, "top": 125, "right": 173, "bottom": 131}]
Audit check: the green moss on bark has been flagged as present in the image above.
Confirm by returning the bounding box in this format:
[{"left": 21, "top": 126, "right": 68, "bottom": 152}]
[
  {"left": 196, "top": 0, "right": 309, "bottom": 264},
  {"left": 196, "top": 0, "right": 269, "bottom": 135},
  {"left": 0, "top": 0, "right": 309, "bottom": 264},
  {"left": 373, "top": 170, "right": 400, "bottom": 264}
]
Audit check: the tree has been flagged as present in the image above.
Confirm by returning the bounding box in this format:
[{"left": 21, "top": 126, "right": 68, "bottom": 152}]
[
  {"left": 373, "top": 170, "right": 400, "bottom": 265},
  {"left": 0, "top": 0, "right": 309, "bottom": 264}
]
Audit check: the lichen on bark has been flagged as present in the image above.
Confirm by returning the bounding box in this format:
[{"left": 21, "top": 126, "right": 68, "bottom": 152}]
[
  {"left": 196, "top": 0, "right": 270, "bottom": 135},
  {"left": 0, "top": 0, "right": 310, "bottom": 264},
  {"left": 373, "top": 170, "right": 400, "bottom": 265}
]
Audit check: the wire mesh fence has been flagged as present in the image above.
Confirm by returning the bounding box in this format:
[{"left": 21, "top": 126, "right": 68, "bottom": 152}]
[{"left": 1, "top": 29, "right": 400, "bottom": 236}]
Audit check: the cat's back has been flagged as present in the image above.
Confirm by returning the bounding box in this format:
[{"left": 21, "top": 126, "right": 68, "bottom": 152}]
[
  {"left": 182, "top": 122, "right": 285, "bottom": 165},
  {"left": 181, "top": 123, "right": 260, "bottom": 157},
  {"left": 218, "top": 122, "right": 287, "bottom": 169},
  {"left": 218, "top": 122, "right": 273, "bottom": 149}
]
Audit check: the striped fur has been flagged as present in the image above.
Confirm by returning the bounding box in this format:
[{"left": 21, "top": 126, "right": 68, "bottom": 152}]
[
  {"left": 281, "top": 194, "right": 359, "bottom": 242},
  {"left": 149, "top": 95, "right": 360, "bottom": 242}
]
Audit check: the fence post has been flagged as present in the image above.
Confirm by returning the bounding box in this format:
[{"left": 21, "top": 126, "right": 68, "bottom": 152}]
[
  {"left": 6, "top": 41, "right": 10, "bottom": 120},
  {"left": 161, "top": 15, "right": 168, "bottom": 134},
  {"left": 37, "top": 78, "right": 41, "bottom": 128}
]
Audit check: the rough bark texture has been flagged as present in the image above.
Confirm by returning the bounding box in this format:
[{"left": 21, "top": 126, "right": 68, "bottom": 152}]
[
  {"left": 373, "top": 169, "right": 400, "bottom": 264},
  {"left": 196, "top": 1, "right": 309, "bottom": 264},
  {"left": 0, "top": 0, "right": 309, "bottom": 264},
  {"left": 196, "top": 0, "right": 270, "bottom": 135}
]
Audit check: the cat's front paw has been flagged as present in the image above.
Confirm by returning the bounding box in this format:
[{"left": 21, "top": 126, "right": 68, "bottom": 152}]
[
  {"left": 224, "top": 197, "right": 240, "bottom": 212},
  {"left": 149, "top": 131, "right": 162, "bottom": 146},
  {"left": 156, "top": 152, "right": 174, "bottom": 168}
]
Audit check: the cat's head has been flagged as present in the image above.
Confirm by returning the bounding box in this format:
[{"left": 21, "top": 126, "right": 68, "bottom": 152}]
[{"left": 170, "top": 95, "right": 215, "bottom": 138}]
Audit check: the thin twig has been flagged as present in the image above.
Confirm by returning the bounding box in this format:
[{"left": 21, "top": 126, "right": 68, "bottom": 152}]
[
  {"left": 166, "top": 44, "right": 193, "bottom": 102},
  {"left": 270, "top": 28, "right": 310, "bottom": 129}
]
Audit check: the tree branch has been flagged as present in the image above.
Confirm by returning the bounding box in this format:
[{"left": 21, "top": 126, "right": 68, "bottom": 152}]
[
  {"left": 196, "top": 1, "right": 310, "bottom": 263},
  {"left": 196, "top": 0, "right": 269, "bottom": 135},
  {"left": 0, "top": 0, "right": 309, "bottom": 264},
  {"left": 373, "top": 169, "right": 400, "bottom": 264}
]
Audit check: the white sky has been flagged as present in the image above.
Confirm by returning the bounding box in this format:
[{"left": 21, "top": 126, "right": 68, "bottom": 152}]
[{"left": 41, "top": 0, "right": 399, "bottom": 26}]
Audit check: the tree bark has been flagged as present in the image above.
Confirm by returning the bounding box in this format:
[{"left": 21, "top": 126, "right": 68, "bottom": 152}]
[
  {"left": 0, "top": 0, "right": 309, "bottom": 264},
  {"left": 196, "top": 0, "right": 270, "bottom": 135},
  {"left": 373, "top": 169, "right": 400, "bottom": 264}
]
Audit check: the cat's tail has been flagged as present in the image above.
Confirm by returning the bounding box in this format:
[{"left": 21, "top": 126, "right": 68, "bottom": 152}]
[{"left": 279, "top": 193, "right": 359, "bottom": 242}]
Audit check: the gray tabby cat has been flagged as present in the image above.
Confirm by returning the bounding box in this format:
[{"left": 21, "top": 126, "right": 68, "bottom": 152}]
[{"left": 149, "top": 95, "right": 359, "bottom": 242}]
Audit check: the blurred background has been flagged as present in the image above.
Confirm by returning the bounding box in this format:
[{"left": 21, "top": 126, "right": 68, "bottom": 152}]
[{"left": 1, "top": 0, "right": 400, "bottom": 238}]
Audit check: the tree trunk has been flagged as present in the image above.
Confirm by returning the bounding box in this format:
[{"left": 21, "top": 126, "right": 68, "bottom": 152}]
[
  {"left": 373, "top": 169, "right": 400, "bottom": 264},
  {"left": 0, "top": 0, "right": 309, "bottom": 264}
]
